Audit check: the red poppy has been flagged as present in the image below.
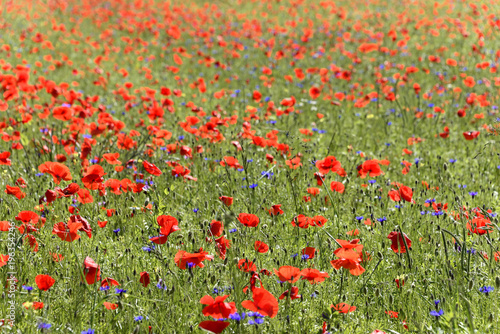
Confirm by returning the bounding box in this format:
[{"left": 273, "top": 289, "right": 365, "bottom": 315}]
[
  {"left": 334, "top": 239, "right": 363, "bottom": 256},
  {"left": 331, "top": 250, "right": 365, "bottom": 276},
  {"left": 279, "top": 286, "right": 301, "bottom": 300},
  {"left": 238, "top": 259, "right": 257, "bottom": 272},
  {"left": 0, "top": 152, "right": 11, "bottom": 165},
  {"left": 273, "top": 266, "right": 301, "bottom": 283},
  {"left": 102, "top": 153, "right": 121, "bottom": 165},
  {"left": 100, "top": 277, "right": 120, "bottom": 288},
  {"left": 38, "top": 162, "right": 72, "bottom": 184},
  {"left": 220, "top": 156, "right": 242, "bottom": 169},
  {"left": 237, "top": 213, "right": 259, "bottom": 227},
  {"left": 174, "top": 248, "right": 213, "bottom": 269},
  {"left": 52, "top": 221, "right": 82, "bottom": 242},
  {"left": 357, "top": 160, "right": 383, "bottom": 178},
  {"left": 330, "top": 181, "right": 345, "bottom": 194},
  {"left": 300, "top": 268, "right": 329, "bottom": 284},
  {"left": 399, "top": 186, "right": 413, "bottom": 202},
  {"left": 463, "top": 131, "right": 480, "bottom": 140},
  {"left": 139, "top": 272, "right": 150, "bottom": 287},
  {"left": 0, "top": 254, "right": 8, "bottom": 268},
  {"left": 315, "top": 156, "right": 341, "bottom": 174},
  {"left": 198, "top": 321, "right": 230, "bottom": 334},
  {"left": 219, "top": 196, "right": 233, "bottom": 206},
  {"left": 143, "top": 160, "right": 162, "bottom": 176},
  {"left": 331, "top": 303, "right": 356, "bottom": 313},
  {"left": 387, "top": 231, "right": 411, "bottom": 253},
  {"left": 149, "top": 215, "right": 180, "bottom": 244},
  {"left": 5, "top": 185, "right": 25, "bottom": 200},
  {"left": 83, "top": 256, "right": 101, "bottom": 284},
  {"left": 82, "top": 165, "right": 106, "bottom": 190},
  {"left": 309, "top": 86, "right": 321, "bottom": 99},
  {"left": 301, "top": 247, "right": 317, "bottom": 260},
  {"left": 269, "top": 204, "right": 284, "bottom": 216},
  {"left": 200, "top": 295, "right": 237, "bottom": 319},
  {"left": 254, "top": 241, "right": 269, "bottom": 253},
  {"left": 103, "top": 302, "right": 119, "bottom": 310},
  {"left": 467, "top": 217, "right": 492, "bottom": 235},
  {"left": 209, "top": 220, "right": 224, "bottom": 237},
  {"left": 35, "top": 275, "right": 55, "bottom": 291},
  {"left": 214, "top": 236, "right": 231, "bottom": 260},
  {"left": 241, "top": 287, "right": 279, "bottom": 318}
]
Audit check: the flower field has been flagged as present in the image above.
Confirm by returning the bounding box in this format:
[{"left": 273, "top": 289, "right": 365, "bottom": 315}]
[{"left": 0, "top": 0, "right": 499, "bottom": 333}]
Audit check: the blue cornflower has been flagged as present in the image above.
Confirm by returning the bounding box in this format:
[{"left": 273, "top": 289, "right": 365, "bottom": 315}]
[
  {"left": 187, "top": 262, "right": 196, "bottom": 269},
  {"left": 430, "top": 309, "right": 444, "bottom": 317},
  {"left": 229, "top": 228, "right": 237, "bottom": 233},
  {"left": 291, "top": 253, "right": 299, "bottom": 258},
  {"left": 115, "top": 288, "right": 127, "bottom": 294},
  {"left": 434, "top": 300, "right": 440, "bottom": 307},
  {"left": 377, "top": 217, "right": 387, "bottom": 223},
  {"left": 355, "top": 216, "right": 364, "bottom": 221},
  {"left": 23, "top": 285, "right": 34, "bottom": 291},
  {"left": 113, "top": 228, "right": 120, "bottom": 235},
  {"left": 38, "top": 323, "right": 52, "bottom": 329},
  {"left": 193, "top": 208, "right": 199, "bottom": 213},
  {"left": 449, "top": 159, "right": 456, "bottom": 163},
  {"left": 249, "top": 183, "right": 258, "bottom": 189},
  {"left": 301, "top": 254, "right": 310, "bottom": 260},
  {"left": 368, "top": 180, "right": 376, "bottom": 184},
  {"left": 469, "top": 192, "right": 478, "bottom": 198},
  {"left": 229, "top": 312, "right": 246, "bottom": 322},
  {"left": 134, "top": 316, "right": 143, "bottom": 322},
  {"left": 100, "top": 286, "right": 110, "bottom": 291},
  {"left": 81, "top": 329, "right": 95, "bottom": 334},
  {"left": 479, "top": 286, "right": 494, "bottom": 294}
]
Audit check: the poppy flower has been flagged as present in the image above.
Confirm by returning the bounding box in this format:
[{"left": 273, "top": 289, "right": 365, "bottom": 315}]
[
  {"left": 330, "top": 303, "right": 356, "bottom": 313},
  {"left": 273, "top": 266, "right": 301, "bottom": 283},
  {"left": 103, "top": 302, "right": 119, "bottom": 310},
  {"left": 0, "top": 254, "right": 8, "bottom": 268},
  {"left": 238, "top": 259, "right": 257, "bottom": 272},
  {"left": 219, "top": 196, "right": 233, "bottom": 206},
  {"left": 82, "top": 165, "right": 107, "bottom": 190},
  {"left": 301, "top": 247, "right": 317, "bottom": 260},
  {"left": 38, "top": 162, "right": 72, "bottom": 184},
  {"left": 100, "top": 277, "right": 120, "bottom": 288},
  {"left": 467, "top": 217, "right": 492, "bottom": 235},
  {"left": 200, "top": 295, "right": 237, "bottom": 319},
  {"left": 102, "top": 153, "right": 121, "bottom": 165},
  {"left": 241, "top": 287, "right": 279, "bottom": 318},
  {"left": 214, "top": 236, "right": 231, "bottom": 260},
  {"left": 268, "top": 204, "right": 284, "bottom": 216},
  {"left": 463, "top": 131, "right": 480, "bottom": 140},
  {"left": 198, "top": 321, "right": 230, "bottom": 334},
  {"left": 52, "top": 221, "right": 82, "bottom": 242},
  {"left": 330, "top": 250, "right": 365, "bottom": 276},
  {"left": 254, "top": 241, "right": 269, "bottom": 253},
  {"left": 0, "top": 152, "right": 11, "bottom": 165},
  {"left": 174, "top": 248, "right": 213, "bottom": 269},
  {"left": 149, "top": 215, "right": 180, "bottom": 244},
  {"left": 398, "top": 186, "right": 413, "bottom": 202},
  {"left": 83, "top": 257, "right": 101, "bottom": 284},
  {"left": 315, "top": 156, "right": 341, "bottom": 174},
  {"left": 35, "top": 275, "right": 55, "bottom": 291},
  {"left": 143, "top": 160, "right": 162, "bottom": 176},
  {"left": 209, "top": 220, "right": 224, "bottom": 237},
  {"left": 387, "top": 231, "right": 411, "bottom": 253},
  {"left": 5, "top": 185, "right": 26, "bottom": 200},
  {"left": 330, "top": 181, "right": 345, "bottom": 194},
  {"left": 334, "top": 239, "right": 363, "bottom": 256},
  {"left": 220, "top": 156, "right": 242, "bottom": 169},
  {"left": 357, "top": 160, "right": 383, "bottom": 178},
  {"left": 300, "top": 268, "right": 329, "bottom": 284},
  {"left": 279, "top": 286, "right": 301, "bottom": 300},
  {"left": 139, "top": 272, "right": 150, "bottom": 287},
  {"left": 312, "top": 215, "right": 328, "bottom": 227},
  {"left": 237, "top": 213, "right": 259, "bottom": 227}
]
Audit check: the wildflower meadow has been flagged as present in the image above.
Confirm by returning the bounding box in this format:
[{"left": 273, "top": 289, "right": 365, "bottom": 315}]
[{"left": 0, "top": 0, "right": 499, "bottom": 333}]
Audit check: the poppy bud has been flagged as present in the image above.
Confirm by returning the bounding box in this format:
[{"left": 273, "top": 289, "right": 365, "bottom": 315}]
[
  {"left": 468, "top": 280, "right": 474, "bottom": 290},
  {"left": 375, "top": 288, "right": 380, "bottom": 297},
  {"left": 389, "top": 294, "right": 394, "bottom": 304},
  {"left": 489, "top": 313, "right": 494, "bottom": 323},
  {"left": 495, "top": 277, "right": 500, "bottom": 289},
  {"left": 443, "top": 163, "right": 447, "bottom": 171}
]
